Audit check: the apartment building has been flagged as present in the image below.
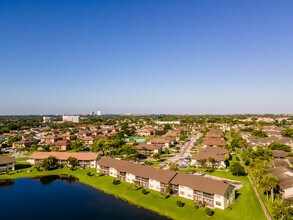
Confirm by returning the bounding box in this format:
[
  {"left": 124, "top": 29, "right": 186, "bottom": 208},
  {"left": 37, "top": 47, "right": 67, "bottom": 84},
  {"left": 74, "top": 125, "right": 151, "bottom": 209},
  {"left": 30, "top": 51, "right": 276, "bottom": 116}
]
[
  {"left": 96, "top": 157, "right": 235, "bottom": 209},
  {"left": 28, "top": 152, "right": 99, "bottom": 168}
]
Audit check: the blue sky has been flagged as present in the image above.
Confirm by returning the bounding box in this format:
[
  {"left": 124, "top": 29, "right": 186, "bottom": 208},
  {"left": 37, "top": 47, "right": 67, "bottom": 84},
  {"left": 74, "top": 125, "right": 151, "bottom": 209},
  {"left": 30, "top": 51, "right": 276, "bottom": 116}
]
[{"left": 0, "top": 0, "right": 292, "bottom": 115}]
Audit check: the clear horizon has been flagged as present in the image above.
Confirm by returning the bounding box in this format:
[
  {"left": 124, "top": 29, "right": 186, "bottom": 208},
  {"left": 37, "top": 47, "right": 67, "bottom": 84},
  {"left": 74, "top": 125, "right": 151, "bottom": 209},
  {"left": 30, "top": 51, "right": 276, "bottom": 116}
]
[{"left": 1, "top": 0, "right": 293, "bottom": 115}]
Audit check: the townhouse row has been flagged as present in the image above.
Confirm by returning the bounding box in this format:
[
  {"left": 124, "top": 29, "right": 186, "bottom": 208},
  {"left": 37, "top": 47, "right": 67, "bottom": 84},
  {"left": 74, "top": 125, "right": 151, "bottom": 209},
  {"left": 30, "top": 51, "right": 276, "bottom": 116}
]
[
  {"left": 97, "top": 157, "right": 235, "bottom": 210},
  {"left": 28, "top": 152, "right": 99, "bottom": 168}
]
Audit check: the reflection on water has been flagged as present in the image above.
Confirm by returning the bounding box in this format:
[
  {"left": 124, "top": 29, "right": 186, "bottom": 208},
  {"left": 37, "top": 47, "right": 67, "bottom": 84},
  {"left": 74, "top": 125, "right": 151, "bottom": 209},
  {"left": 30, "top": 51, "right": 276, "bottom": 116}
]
[
  {"left": 30, "top": 175, "right": 78, "bottom": 185},
  {"left": 0, "top": 179, "right": 14, "bottom": 188},
  {"left": 0, "top": 177, "right": 167, "bottom": 220}
]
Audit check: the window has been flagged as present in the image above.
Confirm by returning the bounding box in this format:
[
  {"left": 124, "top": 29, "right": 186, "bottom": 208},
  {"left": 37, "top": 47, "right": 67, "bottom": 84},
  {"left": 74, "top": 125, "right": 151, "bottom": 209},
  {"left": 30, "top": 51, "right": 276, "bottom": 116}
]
[
  {"left": 188, "top": 194, "right": 192, "bottom": 198},
  {"left": 180, "top": 191, "right": 185, "bottom": 196},
  {"left": 216, "top": 201, "right": 221, "bottom": 206},
  {"left": 150, "top": 184, "right": 153, "bottom": 188},
  {"left": 215, "top": 194, "right": 221, "bottom": 199}
]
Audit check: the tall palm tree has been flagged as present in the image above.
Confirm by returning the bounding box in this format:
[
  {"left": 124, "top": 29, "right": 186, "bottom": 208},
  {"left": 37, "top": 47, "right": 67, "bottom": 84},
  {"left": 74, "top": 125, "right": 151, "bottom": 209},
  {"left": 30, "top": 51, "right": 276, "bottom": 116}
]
[
  {"left": 260, "top": 177, "right": 270, "bottom": 200},
  {"left": 267, "top": 174, "right": 278, "bottom": 202}
]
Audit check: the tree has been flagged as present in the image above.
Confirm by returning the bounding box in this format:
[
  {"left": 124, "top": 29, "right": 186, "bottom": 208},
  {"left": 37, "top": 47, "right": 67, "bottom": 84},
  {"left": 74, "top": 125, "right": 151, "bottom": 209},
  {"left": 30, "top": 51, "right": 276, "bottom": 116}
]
[
  {"left": 229, "top": 161, "right": 246, "bottom": 176},
  {"left": 253, "top": 167, "right": 268, "bottom": 183},
  {"left": 267, "top": 174, "right": 278, "bottom": 202},
  {"left": 7, "top": 135, "right": 21, "bottom": 146},
  {"left": 208, "top": 157, "right": 216, "bottom": 167},
  {"left": 260, "top": 176, "right": 271, "bottom": 200},
  {"left": 251, "top": 130, "right": 268, "bottom": 138},
  {"left": 153, "top": 153, "right": 161, "bottom": 160},
  {"left": 67, "top": 156, "right": 78, "bottom": 169},
  {"left": 71, "top": 140, "right": 85, "bottom": 152},
  {"left": 41, "top": 156, "right": 58, "bottom": 171},
  {"left": 269, "top": 142, "right": 291, "bottom": 152},
  {"left": 169, "top": 162, "right": 179, "bottom": 171},
  {"left": 92, "top": 138, "right": 107, "bottom": 155},
  {"left": 282, "top": 128, "right": 293, "bottom": 138},
  {"left": 273, "top": 200, "right": 293, "bottom": 220},
  {"left": 198, "top": 158, "right": 207, "bottom": 167}
]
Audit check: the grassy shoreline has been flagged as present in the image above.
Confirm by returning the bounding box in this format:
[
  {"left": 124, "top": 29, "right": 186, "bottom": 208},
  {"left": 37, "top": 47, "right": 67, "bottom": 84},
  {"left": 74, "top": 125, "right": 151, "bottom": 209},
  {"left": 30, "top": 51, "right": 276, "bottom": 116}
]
[{"left": 0, "top": 166, "right": 266, "bottom": 220}]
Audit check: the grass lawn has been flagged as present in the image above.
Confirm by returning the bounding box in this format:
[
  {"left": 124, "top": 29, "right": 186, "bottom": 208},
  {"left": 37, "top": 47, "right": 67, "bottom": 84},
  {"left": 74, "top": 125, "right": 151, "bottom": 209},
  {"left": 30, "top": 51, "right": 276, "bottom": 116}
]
[
  {"left": 0, "top": 164, "right": 266, "bottom": 220},
  {"left": 246, "top": 166, "right": 276, "bottom": 216}
]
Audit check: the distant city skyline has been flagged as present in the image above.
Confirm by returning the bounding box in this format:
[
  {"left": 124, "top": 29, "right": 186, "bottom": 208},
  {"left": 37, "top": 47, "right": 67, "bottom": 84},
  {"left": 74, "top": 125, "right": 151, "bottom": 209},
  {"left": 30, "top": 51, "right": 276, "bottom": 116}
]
[{"left": 1, "top": 0, "right": 293, "bottom": 115}]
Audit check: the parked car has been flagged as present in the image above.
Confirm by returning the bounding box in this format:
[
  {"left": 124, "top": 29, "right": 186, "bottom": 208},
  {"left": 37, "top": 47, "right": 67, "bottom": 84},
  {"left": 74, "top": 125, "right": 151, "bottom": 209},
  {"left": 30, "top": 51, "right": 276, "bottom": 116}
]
[
  {"left": 183, "top": 157, "right": 190, "bottom": 163},
  {"left": 179, "top": 162, "right": 188, "bottom": 169},
  {"left": 158, "top": 162, "right": 168, "bottom": 167},
  {"left": 198, "top": 172, "right": 205, "bottom": 176},
  {"left": 189, "top": 170, "right": 196, "bottom": 174}
]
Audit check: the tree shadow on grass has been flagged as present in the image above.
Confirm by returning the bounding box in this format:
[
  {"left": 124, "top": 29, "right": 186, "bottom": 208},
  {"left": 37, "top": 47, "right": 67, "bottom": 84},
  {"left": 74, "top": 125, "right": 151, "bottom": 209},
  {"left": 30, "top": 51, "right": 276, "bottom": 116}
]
[
  {"left": 15, "top": 163, "right": 32, "bottom": 170},
  {"left": 235, "top": 191, "right": 241, "bottom": 200}
]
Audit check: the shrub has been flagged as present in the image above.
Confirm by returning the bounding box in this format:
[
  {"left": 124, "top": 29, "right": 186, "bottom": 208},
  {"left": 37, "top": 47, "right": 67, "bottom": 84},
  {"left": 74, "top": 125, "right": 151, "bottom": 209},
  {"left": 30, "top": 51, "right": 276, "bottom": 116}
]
[
  {"left": 205, "top": 168, "right": 215, "bottom": 173},
  {"left": 205, "top": 208, "right": 214, "bottom": 216},
  {"left": 160, "top": 193, "right": 170, "bottom": 199},
  {"left": 176, "top": 200, "right": 185, "bottom": 207},
  {"left": 141, "top": 188, "right": 148, "bottom": 195},
  {"left": 133, "top": 184, "right": 141, "bottom": 190},
  {"left": 87, "top": 172, "right": 92, "bottom": 176},
  {"left": 112, "top": 179, "right": 120, "bottom": 185}
]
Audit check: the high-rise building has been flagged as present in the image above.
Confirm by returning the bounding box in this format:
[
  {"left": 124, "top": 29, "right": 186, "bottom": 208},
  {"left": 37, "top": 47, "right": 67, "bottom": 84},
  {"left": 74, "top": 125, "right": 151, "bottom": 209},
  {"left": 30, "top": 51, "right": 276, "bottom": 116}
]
[
  {"left": 62, "top": 115, "right": 80, "bottom": 123},
  {"left": 43, "top": 116, "right": 52, "bottom": 124},
  {"left": 97, "top": 111, "right": 102, "bottom": 116},
  {"left": 90, "top": 111, "right": 95, "bottom": 116}
]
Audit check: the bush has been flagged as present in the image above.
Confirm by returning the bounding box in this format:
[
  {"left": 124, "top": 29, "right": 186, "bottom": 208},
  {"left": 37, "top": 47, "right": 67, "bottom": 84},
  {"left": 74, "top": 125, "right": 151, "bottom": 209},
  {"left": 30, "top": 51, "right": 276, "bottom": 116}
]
[
  {"left": 112, "top": 179, "right": 120, "bottom": 185},
  {"left": 141, "top": 188, "right": 148, "bottom": 195},
  {"left": 133, "top": 184, "right": 141, "bottom": 190},
  {"left": 205, "top": 208, "right": 214, "bottom": 216},
  {"left": 87, "top": 172, "right": 92, "bottom": 176},
  {"left": 194, "top": 201, "right": 204, "bottom": 209},
  {"left": 205, "top": 168, "right": 215, "bottom": 173},
  {"left": 160, "top": 193, "right": 170, "bottom": 199},
  {"left": 176, "top": 200, "right": 185, "bottom": 207}
]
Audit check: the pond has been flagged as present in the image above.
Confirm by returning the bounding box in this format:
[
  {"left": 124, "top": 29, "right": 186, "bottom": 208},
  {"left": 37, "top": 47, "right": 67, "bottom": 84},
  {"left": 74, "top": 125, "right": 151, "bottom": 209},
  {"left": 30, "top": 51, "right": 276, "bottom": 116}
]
[{"left": 0, "top": 176, "right": 167, "bottom": 220}]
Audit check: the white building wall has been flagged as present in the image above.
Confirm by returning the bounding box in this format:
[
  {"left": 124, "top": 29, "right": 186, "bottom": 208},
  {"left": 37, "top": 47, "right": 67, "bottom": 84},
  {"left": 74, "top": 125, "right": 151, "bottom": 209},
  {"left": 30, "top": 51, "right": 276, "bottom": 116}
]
[
  {"left": 109, "top": 167, "right": 118, "bottom": 178},
  {"left": 178, "top": 185, "right": 194, "bottom": 200},
  {"left": 214, "top": 194, "right": 225, "bottom": 209},
  {"left": 62, "top": 115, "right": 80, "bottom": 123},
  {"left": 90, "top": 160, "right": 97, "bottom": 168},
  {"left": 126, "top": 173, "right": 136, "bottom": 183},
  {"left": 149, "top": 179, "right": 161, "bottom": 192},
  {"left": 27, "top": 159, "right": 36, "bottom": 165},
  {"left": 96, "top": 164, "right": 101, "bottom": 172}
]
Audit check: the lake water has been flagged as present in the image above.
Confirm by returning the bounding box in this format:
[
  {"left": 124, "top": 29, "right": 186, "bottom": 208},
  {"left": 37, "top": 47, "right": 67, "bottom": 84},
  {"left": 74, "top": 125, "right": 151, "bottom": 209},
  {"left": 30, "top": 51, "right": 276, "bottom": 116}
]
[{"left": 0, "top": 176, "right": 167, "bottom": 220}]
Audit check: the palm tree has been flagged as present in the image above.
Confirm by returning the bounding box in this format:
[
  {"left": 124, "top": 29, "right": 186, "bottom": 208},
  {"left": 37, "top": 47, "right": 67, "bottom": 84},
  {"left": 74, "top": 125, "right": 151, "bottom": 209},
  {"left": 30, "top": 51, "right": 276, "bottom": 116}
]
[
  {"left": 267, "top": 174, "right": 278, "bottom": 202},
  {"left": 253, "top": 168, "right": 268, "bottom": 183},
  {"left": 260, "top": 177, "right": 270, "bottom": 200}
]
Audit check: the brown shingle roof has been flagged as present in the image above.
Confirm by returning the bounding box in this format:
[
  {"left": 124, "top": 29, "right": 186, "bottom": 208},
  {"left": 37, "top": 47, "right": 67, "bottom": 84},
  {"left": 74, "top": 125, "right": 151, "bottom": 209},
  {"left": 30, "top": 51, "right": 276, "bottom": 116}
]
[
  {"left": 0, "top": 156, "right": 15, "bottom": 165},
  {"left": 29, "top": 152, "right": 98, "bottom": 161},
  {"left": 97, "top": 157, "right": 177, "bottom": 184},
  {"left": 203, "top": 138, "right": 226, "bottom": 146},
  {"left": 136, "top": 144, "right": 163, "bottom": 151},
  {"left": 170, "top": 172, "right": 232, "bottom": 195}
]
